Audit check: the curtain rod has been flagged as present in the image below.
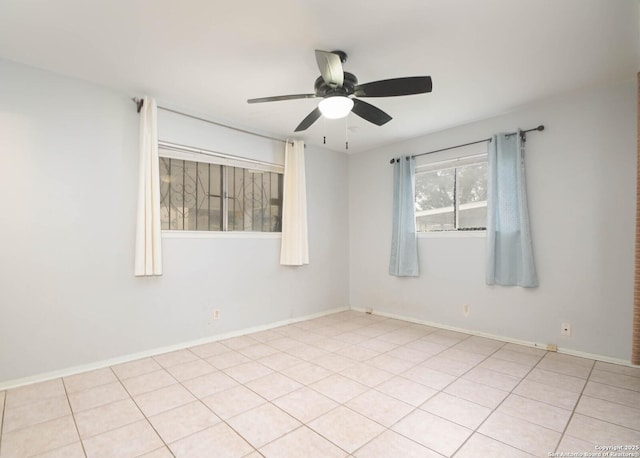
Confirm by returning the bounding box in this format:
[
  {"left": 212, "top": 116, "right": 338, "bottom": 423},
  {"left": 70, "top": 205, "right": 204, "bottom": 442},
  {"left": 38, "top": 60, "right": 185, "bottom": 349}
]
[
  {"left": 389, "top": 125, "right": 544, "bottom": 164},
  {"left": 132, "top": 98, "right": 293, "bottom": 146}
]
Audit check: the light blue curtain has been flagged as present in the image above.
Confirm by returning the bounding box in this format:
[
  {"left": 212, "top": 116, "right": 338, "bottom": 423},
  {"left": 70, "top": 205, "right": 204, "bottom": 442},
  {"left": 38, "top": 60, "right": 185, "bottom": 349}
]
[
  {"left": 389, "top": 156, "right": 419, "bottom": 277},
  {"left": 486, "top": 131, "right": 538, "bottom": 287}
]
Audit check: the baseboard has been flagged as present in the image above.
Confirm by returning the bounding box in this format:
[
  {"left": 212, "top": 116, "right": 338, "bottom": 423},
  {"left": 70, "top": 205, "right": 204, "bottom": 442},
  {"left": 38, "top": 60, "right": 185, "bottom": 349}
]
[
  {"left": 350, "top": 307, "right": 634, "bottom": 367},
  {"left": 0, "top": 306, "right": 349, "bottom": 391}
]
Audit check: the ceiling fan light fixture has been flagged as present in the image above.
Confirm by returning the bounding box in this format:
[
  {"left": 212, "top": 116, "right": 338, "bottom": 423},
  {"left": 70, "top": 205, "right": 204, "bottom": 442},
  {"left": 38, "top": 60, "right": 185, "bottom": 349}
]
[{"left": 318, "top": 96, "right": 353, "bottom": 119}]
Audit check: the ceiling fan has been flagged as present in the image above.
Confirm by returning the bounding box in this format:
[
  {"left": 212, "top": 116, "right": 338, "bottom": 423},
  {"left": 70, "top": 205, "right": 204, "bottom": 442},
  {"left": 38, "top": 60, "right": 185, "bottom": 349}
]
[{"left": 247, "top": 50, "right": 433, "bottom": 132}]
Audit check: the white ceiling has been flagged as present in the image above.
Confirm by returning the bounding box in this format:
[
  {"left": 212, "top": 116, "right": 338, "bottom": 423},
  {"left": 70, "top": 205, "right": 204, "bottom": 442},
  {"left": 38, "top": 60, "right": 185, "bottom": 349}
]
[{"left": 0, "top": 0, "right": 638, "bottom": 153}]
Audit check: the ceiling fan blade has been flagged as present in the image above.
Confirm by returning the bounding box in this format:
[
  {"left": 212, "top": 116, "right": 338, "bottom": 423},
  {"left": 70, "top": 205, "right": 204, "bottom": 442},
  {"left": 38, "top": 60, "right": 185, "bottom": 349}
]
[
  {"left": 315, "top": 50, "right": 344, "bottom": 88},
  {"left": 294, "top": 107, "right": 322, "bottom": 132},
  {"left": 247, "top": 94, "right": 316, "bottom": 104},
  {"left": 351, "top": 99, "right": 392, "bottom": 126},
  {"left": 354, "top": 76, "right": 432, "bottom": 97}
]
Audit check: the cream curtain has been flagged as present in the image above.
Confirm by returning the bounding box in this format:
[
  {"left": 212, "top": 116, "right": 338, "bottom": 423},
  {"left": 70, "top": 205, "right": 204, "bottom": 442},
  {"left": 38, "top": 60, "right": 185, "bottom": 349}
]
[
  {"left": 280, "top": 140, "right": 309, "bottom": 266},
  {"left": 134, "top": 96, "right": 162, "bottom": 276}
]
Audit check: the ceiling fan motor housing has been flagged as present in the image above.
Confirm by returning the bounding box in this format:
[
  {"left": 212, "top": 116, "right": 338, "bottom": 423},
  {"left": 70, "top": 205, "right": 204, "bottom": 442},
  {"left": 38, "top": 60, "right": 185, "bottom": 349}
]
[{"left": 314, "top": 72, "right": 358, "bottom": 98}]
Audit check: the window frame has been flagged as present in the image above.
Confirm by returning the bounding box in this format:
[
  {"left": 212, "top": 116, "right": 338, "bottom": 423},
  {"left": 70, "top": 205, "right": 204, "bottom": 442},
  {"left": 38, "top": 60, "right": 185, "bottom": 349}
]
[
  {"left": 414, "top": 152, "right": 488, "bottom": 234},
  {"left": 158, "top": 141, "right": 284, "bottom": 236}
]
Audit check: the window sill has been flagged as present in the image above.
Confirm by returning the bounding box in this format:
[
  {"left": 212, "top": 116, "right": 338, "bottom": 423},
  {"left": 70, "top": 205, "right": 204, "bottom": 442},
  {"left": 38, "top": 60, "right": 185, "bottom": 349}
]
[
  {"left": 162, "top": 230, "right": 282, "bottom": 239},
  {"left": 417, "top": 230, "right": 486, "bottom": 238}
]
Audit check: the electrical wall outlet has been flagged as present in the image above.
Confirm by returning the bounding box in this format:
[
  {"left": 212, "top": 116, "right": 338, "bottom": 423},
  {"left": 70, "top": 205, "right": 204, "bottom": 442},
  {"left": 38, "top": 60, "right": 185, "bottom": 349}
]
[
  {"left": 463, "top": 304, "right": 470, "bottom": 317},
  {"left": 561, "top": 322, "right": 571, "bottom": 336},
  {"left": 213, "top": 310, "right": 220, "bottom": 320}
]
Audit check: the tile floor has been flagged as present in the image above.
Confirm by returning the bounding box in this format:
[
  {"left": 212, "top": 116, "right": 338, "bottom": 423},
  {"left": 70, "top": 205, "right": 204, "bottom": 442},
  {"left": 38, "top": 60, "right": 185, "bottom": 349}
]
[{"left": 1, "top": 310, "right": 639, "bottom": 457}]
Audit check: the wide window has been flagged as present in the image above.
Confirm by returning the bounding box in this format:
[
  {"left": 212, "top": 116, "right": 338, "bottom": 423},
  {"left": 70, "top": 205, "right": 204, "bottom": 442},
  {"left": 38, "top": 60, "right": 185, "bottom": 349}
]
[
  {"left": 415, "top": 155, "right": 487, "bottom": 231},
  {"left": 158, "top": 146, "right": 283, "bottom": 232}
]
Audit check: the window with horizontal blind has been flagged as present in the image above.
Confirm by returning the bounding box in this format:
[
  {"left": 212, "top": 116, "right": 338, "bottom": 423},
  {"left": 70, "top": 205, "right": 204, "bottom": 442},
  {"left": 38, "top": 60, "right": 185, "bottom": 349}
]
[
  {"left": 415, "top": 154, "right": 488, "bottom": 232},
  {"left": 158, "top": 145, "right": 283, "bottom": 232}
]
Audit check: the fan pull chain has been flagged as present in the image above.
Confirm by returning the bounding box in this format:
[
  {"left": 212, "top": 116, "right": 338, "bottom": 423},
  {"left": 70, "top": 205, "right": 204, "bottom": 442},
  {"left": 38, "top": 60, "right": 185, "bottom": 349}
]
[
  {"left": 345, "top": 116, "right": 349, "bottom": 150},
  {"left": 323, "top": 117, "right": 326, "bottom": 144}
]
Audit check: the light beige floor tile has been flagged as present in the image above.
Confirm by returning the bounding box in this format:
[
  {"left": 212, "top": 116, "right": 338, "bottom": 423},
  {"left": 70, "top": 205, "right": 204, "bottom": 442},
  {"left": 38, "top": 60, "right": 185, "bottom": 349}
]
[
  {"left": 340, "top": 362, "right": 395, "bottom": 388},
  {"left": 308, "top": 406, "right": 385, "bottom": 454},
  {"left": 5, "top": 379, "right": 66, "bottom": 409},
  {"left": 137, "top": 447, "right": 174, "bottom": 458},
  {"left": 201, "top": 385, "right": 266, "bottom": 420},
  {"left": 367, "top": 354, "right": 417, "bottom": 374},
  {"left": 583, "top": 381, "right": 640, "bottom": 408},
  {"left": 2, "top": 394, "right": 71, "bottom": 433},
  {"left": 313, "top": 353, "right": 357, "bottom": 372},
  {"left": 82, "top": 419, "right": 163, "bottom": 458},
  {"left": 525, "top": 368, "right": 587, "bottom": 393},
  {"left": 444, "top": 379, "right": 509, "bottom": 409},
  {"left": 0, "top": 415, "right": 79, "bottom": 457},
  {"left": 542, "top": 352, "right": 594, "bottom": 368},
  {"left": 462, "top": 367, "right": 521, "bottom": 391},
  {"left": 454, "top": 433, "right": 534, "bottom": 458},
  {"left": 206, "top": 350, "right": 252, "bottom": 370},
  {"left": 238, "top": 343, "right": 279, "bottom": 359},
  {"left": 385, "top": 346, "right": 431, "bottom": 364},
  {"left": 492, "top": 348, "right": 543, "bottom": 366},
  {"left": 120, "top": 369, "right": 177, "bottom": 396},
  {"left": 513, "top": 379, "right": 580, "bottom": 410},
  {"left": 497, "top": 394, "right": 572, "bottom": 432},
  {"left": 164, "top": 359, "right": 215, "bottom": 382},
  {"left": 358, "top": 338, "right": 401, "bottom": 353},
  {"left": 224, "top": 361, "right": 274, "bottom": 384},
  {"left": 257, "top": 352, "right": 302, "bottom": 371},
  {"left": 32, "top": 441, "right": 86, "bottom": 458},
  {"left": 404, "top": 339, "right": 448, "bottom": 355},
  {"left": 565, "top": 413, "right": 640, "bottom": 445},
  {"left": 220, "top": 335, "right": 259, "bottom": 351},
  {"left": 153, "top": 349, "right": 199, "bottom": 368},
  {"left": 452, "top": 340, "right": 503, "bottom": 357},
  {"left": 420, "top": 355, "right": 476, "bottom": 377},
  {"left": 309, "top": 374, "right": 369, "bottom": 404},
  {"left": 346, "top": 389, "right": 414, "bottom": 427},
  {"left": 478, "top": 357, "right": 532, "bottom": 378},
  {"left": 537, "top": 357, "right": 593, "bottom": 379},
  {"left": 478, "top": 412, "right": 561, "bottom": 456},
  {"left": 502, "top": 343, "right": 546, "bottom": 357},
  {"left": 74, "top": 398, "right": 143, "bottom": 438},
  {"left": 392, "top": 409, "right": 472, "bottom": 457},
  {"left": 68, "top": 381, "right": 129, "bottom": 413},
  {"left": 556, "top": 434, "right": 597, "bottom": 452},
  {"left": 307, "top": 337, "right": 347, "bottom": 352},
  {"left": 111, "top": 357, "right": 162, "bottom": 380},
  {"left": 227, "top": 403, "right": 300, "bottom": 448},
  {"left": 268, "top": 337, "right": 300, "bottom": 351},
  {"left": 439, "top": 348, "right": 486, "bottom": 365},
  {"left": 420, "top": 392, "right": 491, "bottom": 429},
  {"left": 377, "top": 329, "right": 422, "bottom": 345},
  {"left": 260, "top": 426, "right": 347, "bottom": 458},
  {"left": 576, "top": 395, "right": 640, "bottom": 431},
  {"left": 285, "top": 343, "right": 329, "bottom": 361},
  {"left": 188, "top": 341, "right": 230, "bottom": 358},
  {"left": 133, "top": 383, "right": 195, "bottom": 417},
  {"left": 149, "top": 401, "right": 220, "bottom": 444},
  {"left": 401, "top": 365, "right": 457, "bottom": 390},
  {"left": 63, "top": 368, "right": 117, "bottom": 394},
  {"left": 589, "top": 369, "right": 640, "bottom": 392},
  {"left": 354, "top": 429, "right": 441, "bottom": 458},
  {"left": 181, "top": 370, "right": 238, "bottom": 398},
  {"left": 376, "top": 376, "right": 438, "bottom": 406},
  {"left": 594, "top": 361, "right": 640, "bottom": 378},
  {"left": 273, "top": 387, "right": 338, "bottom": 423},
  {"left": 249, "top": 329, "right": 283, "bottom": 343},
  {"left": 334, "top": 345, "right": 379, "bottom": 363},
  {"left": 281, "top": 362, "right": 333, "bottom": 385},
  {"left": 245, "top": 372, "right": 302, "bottom": 401}
]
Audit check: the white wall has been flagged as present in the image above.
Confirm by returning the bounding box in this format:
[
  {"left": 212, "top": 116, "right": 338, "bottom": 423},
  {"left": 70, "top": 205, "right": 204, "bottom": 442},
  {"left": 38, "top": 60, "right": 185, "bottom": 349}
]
[
  {"left": 349, "top": 81, "right": 636, "bottom": 361},
  {"left": 0, "top": 59, "right": 349, "bottom": 383}
]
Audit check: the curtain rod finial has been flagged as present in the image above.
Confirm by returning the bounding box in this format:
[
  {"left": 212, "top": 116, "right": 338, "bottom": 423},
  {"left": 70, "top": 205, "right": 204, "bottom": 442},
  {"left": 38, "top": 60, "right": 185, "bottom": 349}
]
[{"left": 536, "top": 125, "right": 544, "bottom": 131}]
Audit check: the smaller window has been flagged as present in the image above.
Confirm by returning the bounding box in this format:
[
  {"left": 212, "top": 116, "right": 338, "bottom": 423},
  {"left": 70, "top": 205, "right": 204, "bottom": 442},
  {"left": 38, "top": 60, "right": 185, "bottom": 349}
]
[{"left": 415, "top": 155, "right": 488, "bottom": 232}]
